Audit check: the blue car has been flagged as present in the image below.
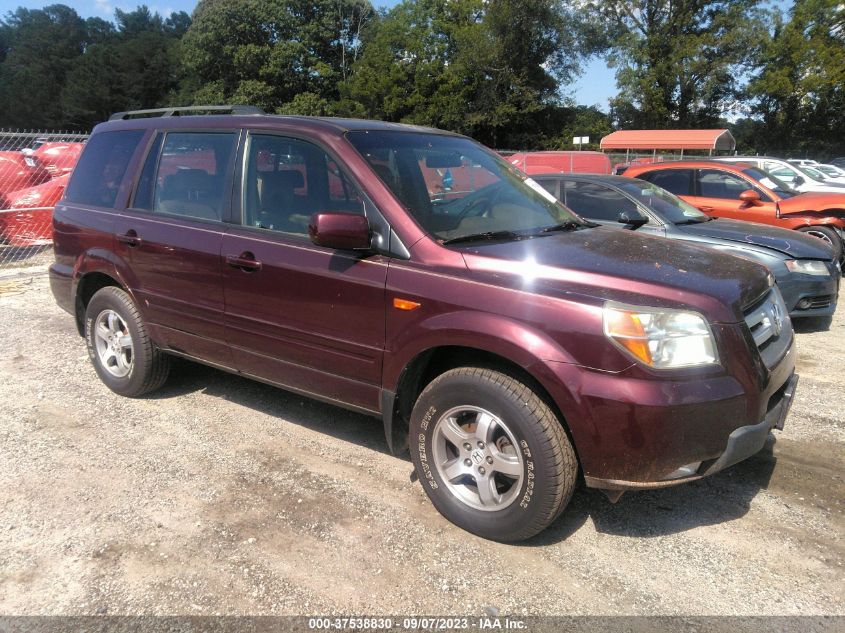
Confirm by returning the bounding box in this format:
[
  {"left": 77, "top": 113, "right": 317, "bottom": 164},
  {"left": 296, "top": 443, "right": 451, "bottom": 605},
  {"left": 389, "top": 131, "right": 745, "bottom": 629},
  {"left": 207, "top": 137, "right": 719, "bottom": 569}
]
[{"left": 534, "top": 173, "right": 840, "bottom": 319}]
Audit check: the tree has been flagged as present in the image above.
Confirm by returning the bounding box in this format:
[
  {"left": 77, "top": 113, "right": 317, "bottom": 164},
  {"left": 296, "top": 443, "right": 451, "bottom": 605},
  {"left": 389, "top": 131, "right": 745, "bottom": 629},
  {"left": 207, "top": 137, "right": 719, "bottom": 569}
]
[
  {"left": 0, "top": 4, "right": 87, "bottom": 128},
  {"left": 583, "top": 0, "right": 768, "bottom": 128},
  {"left": 179, "top": 0, "right": 374, "bottom": 113},
  {"left": 745, "top": 0, "right": 845, "bottom": 157},
  {"left": 60, "top": 6, "right": 190, "bottom": 129},
  {"left": 344, "top": 0, "right": 585, "bottom": 147}
]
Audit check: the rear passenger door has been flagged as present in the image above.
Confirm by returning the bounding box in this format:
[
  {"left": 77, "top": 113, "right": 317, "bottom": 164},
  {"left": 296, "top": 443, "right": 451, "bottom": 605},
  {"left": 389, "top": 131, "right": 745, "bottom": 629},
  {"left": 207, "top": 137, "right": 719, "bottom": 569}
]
[
  {"left": 221, "top": 132, "right": 388, "bottom": 413},
  {"left": 115, "top": 130, "right": 239, "bottom": 366}
]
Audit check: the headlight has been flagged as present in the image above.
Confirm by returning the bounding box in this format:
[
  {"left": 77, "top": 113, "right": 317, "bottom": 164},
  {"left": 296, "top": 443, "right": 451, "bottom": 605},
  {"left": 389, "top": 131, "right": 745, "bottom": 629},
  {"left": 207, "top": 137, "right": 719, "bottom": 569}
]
[
  {"left": 785, "top": 259, "right": 830, "bottom": 276},
  {"left": 603, "top": 302, "right": 719, "bottom": 369}
]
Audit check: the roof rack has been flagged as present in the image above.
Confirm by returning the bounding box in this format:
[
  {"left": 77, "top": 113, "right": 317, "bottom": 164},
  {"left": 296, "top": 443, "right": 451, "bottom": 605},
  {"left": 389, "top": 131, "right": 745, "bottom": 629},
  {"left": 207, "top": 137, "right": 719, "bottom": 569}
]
[{"left": 109, "top": 105, "right": 265, "bottom": 121}]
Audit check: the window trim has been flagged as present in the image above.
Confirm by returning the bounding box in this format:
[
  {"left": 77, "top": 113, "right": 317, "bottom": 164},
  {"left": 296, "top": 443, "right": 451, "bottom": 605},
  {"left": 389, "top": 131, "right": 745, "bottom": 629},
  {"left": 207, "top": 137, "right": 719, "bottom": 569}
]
[
  {"left": 64, "top": 128, "right": 147, "bottom": 212},
  {"left": 233, "top": 130, "right": 368, "bottom": 242},
  {"left": 694, "top": 168, "right": 772, "bottom": 203},
  {"left": 123, "top": 128, "right": 241, "bottom": 224},
  {"left": 641, "top": 168, "right": 695, "bottom": 197}
]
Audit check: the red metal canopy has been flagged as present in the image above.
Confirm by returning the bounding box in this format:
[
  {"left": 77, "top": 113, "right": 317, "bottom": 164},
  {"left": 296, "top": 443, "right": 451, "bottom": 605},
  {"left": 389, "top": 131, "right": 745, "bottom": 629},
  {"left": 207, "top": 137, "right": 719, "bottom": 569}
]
[{"left": 600, "top": 129, "right": 736, "bottom": 151}]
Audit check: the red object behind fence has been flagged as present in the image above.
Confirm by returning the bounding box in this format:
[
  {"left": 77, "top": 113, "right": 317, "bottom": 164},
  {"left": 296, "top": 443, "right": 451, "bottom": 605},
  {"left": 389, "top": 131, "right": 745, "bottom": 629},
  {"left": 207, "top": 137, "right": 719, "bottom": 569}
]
[{"left": 0, "top": 174, "right": 69, "bottom": 246}]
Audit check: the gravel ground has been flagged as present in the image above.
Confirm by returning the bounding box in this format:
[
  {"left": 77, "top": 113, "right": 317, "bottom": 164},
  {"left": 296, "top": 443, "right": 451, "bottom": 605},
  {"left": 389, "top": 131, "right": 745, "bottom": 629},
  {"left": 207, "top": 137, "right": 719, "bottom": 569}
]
[{"left": 0, "top": 273, "right": 842, "bottom": 616}]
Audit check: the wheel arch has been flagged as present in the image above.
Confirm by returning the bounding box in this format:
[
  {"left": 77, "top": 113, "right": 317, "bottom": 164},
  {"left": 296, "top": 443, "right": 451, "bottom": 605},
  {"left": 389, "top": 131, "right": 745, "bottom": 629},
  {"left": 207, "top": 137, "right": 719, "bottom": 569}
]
[
  {"left": 382, "top": 344, "right": 579, "bottom": 464},
  {"left": 74, "top": 271, "right": 125, "bottom": 335}
]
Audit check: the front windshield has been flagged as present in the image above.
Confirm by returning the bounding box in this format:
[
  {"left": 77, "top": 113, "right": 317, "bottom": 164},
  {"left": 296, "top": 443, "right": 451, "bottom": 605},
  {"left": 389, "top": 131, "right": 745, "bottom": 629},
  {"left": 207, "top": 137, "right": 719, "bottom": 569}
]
[
  {"left": 818, "top": 165, "right": 842, "bottom": 177},
  {"left": 741, "top": 167, "right": 798, "bottom": 198},
  {"left": 616, "top": 180, "right": 709, "bottom": 224},
  {"left": 346, "top": 131, "right": 584, "bottom": 243},
  {"left": 794, "top": 163, "right": 830, "bottom": 183}
]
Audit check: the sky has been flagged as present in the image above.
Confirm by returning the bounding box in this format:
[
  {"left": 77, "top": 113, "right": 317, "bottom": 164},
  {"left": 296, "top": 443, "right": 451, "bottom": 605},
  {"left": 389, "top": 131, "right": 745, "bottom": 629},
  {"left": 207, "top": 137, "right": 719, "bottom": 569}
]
[{"left": 0, "top": 0, "right": 792, "bottom": 111}]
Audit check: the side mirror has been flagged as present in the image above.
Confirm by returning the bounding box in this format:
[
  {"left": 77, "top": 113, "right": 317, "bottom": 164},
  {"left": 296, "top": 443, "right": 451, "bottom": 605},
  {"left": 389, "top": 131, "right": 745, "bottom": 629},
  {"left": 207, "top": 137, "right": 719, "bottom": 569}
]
[
  {"left": 739, "top": 189, "right": 761, "bottom": 205},
  {"left": 308, "top": 212, "right": 371, "bottom": 250},
  {"left": 617, "top": 209, "right": 649, "bottom": 229},
  {"left": 793, "top": 175, "right": 805, "bottom": 186}
]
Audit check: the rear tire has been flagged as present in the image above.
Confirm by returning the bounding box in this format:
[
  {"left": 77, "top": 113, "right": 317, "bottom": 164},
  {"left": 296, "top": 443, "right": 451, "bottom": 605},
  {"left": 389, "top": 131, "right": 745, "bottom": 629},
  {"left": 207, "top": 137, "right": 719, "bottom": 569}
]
[
  {"left": 797, "top": 225, "right": 842, "bottom": 262},
  {"left": 409, "top": 367, "right": 577, "bottom": 542},
  {"left": 84, "top": 286, "right": 170, "bottom": 397}
]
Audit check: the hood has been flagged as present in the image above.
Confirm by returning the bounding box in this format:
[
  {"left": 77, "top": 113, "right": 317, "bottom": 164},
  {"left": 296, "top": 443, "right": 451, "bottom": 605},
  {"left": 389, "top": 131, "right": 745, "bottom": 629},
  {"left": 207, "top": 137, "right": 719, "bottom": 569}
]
[
  {"left": 675, "top": 218, "right": 833, "bottom": 260},
  {"left": 778, "top": 192, "right": 845, "bottom": 215},
  {"left": 459, "top": 226, "right": 771, "bottom": 323}
]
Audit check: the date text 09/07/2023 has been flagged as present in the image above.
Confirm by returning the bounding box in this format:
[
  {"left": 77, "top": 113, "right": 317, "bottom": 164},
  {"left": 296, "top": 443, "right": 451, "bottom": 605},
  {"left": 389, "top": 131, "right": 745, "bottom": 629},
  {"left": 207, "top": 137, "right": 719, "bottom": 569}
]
[{"left": 307, "top": 616, "right": 527, "bottom": 630}]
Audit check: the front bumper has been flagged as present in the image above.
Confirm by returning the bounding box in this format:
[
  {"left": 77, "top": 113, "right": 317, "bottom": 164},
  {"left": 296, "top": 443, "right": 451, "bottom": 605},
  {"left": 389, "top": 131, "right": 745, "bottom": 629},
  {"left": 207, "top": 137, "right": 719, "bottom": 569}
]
[
  {"left": 583, "top": 372, "right": 798, "bottom": 491},
  {"left": 778, "top": 264, "right": 840, "bottom": 318}
]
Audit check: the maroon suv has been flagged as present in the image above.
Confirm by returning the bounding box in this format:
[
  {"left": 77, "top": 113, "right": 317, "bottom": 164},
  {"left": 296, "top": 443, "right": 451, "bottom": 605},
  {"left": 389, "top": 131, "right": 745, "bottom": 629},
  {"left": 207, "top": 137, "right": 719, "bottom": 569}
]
[{"left": 51, "top": 106, "right": 798, "bottom": 541}]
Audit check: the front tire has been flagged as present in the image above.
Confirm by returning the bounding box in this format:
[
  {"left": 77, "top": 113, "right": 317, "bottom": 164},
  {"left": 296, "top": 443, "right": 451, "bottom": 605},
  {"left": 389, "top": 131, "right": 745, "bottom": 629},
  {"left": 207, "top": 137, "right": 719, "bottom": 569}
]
[
  {"left": 409, "top": 367, "right": 577, "bottom": 542},
  {"left": 84, "top": 286, "right": 170, "bottom": 397},
  {"left": 797, "top": 225, "right": 843, "bottom": 262}
]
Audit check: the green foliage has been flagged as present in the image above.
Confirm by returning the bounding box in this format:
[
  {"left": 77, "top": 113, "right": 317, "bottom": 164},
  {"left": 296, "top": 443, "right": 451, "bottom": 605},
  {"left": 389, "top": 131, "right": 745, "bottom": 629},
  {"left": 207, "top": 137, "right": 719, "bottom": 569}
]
[
  {"left": 744, "top": 0, "right": 845, "bottom": 157},
  {"left": 0, "top": 5, "right": 87, "bottom": 128},
  {"left": 584, "top": 0, "right": 768, "bottom": 128},
  {"left": 343, "top": 0, "right": 584, "bottom": 147},
  {"left": 179, "top": 0, "right": 373, "bottom": 110}
]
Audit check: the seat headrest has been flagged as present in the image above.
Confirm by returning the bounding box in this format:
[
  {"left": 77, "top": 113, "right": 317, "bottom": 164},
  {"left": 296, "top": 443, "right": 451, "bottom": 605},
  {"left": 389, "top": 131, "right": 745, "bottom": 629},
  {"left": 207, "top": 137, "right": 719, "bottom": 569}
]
[{"left": 261, "top": 169, "right": 305, "bottom": 191}]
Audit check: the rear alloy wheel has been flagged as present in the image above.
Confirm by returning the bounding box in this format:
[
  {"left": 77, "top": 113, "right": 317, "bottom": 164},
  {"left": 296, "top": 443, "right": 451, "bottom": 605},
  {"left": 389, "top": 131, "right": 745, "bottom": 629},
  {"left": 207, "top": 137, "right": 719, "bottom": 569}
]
[
  {"left": 797, "top": 225, "right": 843, "bottom": 262},
  {"left": 410, "top": 367, "right": 577, "bottom": 542},
  {"left": 85, "top": 286, "right": 170, "bottom": 397}
]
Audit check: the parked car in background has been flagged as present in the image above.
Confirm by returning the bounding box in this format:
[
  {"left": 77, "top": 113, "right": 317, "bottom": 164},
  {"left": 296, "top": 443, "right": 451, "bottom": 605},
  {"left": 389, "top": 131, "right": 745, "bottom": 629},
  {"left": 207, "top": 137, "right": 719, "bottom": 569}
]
[
  {"left": 0, "top": 174, "right": 69, "bottom": 246},
  {"left": 830, "top": 157, "right": 845, "bottom": 170},
  {"left": 816, "top": 164, "right": 845, "bottom": 180},
  {"left": 506, "top": 151, "right": 611, "bottom": 175},
  {"left": 0, "top": 151, "right": 51, "bottom": 202},
  {"left": 713, "top": 156, "right": 845, "bottom": 194},
  {"left": 533, "top": 173, "right": 839, "bottom": 319},
  {"left": 798, "top": 163, "right": 845, "bottom": 186},
  {"left": 28, "top": 142, "right": 85, "bottom": 178},
  {"left": 51, "top": 106, "right": 798, "bottom": 541},
  {"left": 624, "top": 160, "right": 845, "bottom": 261}
]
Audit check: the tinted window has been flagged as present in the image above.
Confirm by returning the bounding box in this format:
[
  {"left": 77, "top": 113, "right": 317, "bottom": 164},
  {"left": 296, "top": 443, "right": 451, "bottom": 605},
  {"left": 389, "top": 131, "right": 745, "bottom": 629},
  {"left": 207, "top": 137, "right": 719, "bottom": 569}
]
[
  {"left": 697, "top": 169, "right": 755, "bottom": 200},
  {"left": 347, "top": 131, "right": 583, "bottom": 242},
  {"left": 150, "top": 132, "right": 236, "bottom": 221},
  {"left": 242, "top": 134, "right": 363, "bottom": 235},
  {"left": 559, "top": 181, "right": 638, "bottom": 221},
  {"left": 617, "top": 181, "right": 709, "bottom": 224},
  {"left": 65, "top": 130, "right": 144, "bottom": 207},
  {"left": 131, "top": 133, "right": 163, "bottom": 210},
  {"left": 639, "top": 169, "right": 692, "bottom": 196},
  {"left": 534, "top": 179, "right": 559, "bottom": 197}
]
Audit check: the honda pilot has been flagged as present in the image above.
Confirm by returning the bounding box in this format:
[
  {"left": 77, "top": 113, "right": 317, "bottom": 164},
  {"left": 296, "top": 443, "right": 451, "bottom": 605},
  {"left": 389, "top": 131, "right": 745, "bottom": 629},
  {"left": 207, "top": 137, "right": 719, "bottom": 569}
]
[{"left": 50, "top": 106, "right": 799, "bottom": 541}]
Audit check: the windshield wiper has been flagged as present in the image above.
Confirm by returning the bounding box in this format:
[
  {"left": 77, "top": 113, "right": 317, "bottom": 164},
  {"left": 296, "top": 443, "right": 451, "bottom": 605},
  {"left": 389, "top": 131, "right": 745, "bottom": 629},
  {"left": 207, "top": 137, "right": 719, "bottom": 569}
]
[
  {"left": 675, "top": 217, "right": 712, "bottom": 225},
  {"left": 441, "top": 230, "right": 523, "bottom": 245},
  {"left": 539, "top": 221, "right": 588, "bottom": 233}
]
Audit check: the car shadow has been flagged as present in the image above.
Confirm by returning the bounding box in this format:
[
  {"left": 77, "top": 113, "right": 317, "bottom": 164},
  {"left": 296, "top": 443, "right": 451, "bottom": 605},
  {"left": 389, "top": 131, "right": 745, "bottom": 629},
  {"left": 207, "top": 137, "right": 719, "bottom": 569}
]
[
  {"left": 144, "top": 357, "right": 396, "bottom": 458},
  {"left": 146, "top": 358, "right": 779, "bottom": 541},
  {"left": 526, "top": 436, "right": 778, "bottom": 545},
  {"left": 792, "top": 315, "right": 833, "bottom": 333}
]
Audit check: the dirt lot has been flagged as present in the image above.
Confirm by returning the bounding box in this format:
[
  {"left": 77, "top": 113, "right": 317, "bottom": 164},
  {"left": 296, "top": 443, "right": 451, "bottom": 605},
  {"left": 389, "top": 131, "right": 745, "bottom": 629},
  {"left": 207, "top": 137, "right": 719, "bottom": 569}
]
[{"left": 0, "top": 273, "right": 842, "bottom": 616}]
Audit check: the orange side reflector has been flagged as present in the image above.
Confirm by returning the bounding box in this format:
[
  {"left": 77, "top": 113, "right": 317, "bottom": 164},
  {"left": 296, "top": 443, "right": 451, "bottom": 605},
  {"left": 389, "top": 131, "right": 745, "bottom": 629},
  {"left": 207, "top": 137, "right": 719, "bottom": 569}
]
[{"left": 393, "top": 298, "right": 421, "bottom": 311}]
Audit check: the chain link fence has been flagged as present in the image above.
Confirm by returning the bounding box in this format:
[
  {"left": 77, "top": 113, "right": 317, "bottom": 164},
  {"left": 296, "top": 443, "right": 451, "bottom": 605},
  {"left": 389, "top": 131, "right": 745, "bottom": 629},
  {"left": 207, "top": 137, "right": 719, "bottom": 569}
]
[{"left": 0, "top": 130, "right": 88, "bottom": 274}]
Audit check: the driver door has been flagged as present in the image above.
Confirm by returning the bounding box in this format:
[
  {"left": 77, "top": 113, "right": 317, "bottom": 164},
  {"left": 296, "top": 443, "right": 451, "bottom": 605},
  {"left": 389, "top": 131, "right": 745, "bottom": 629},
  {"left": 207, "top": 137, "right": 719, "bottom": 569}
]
[
  {"left": 693, "top": 169, "right": 777, "bottom": 222},
  {"left": 222, "top": 132, "right": 389, "bottom": 413}
]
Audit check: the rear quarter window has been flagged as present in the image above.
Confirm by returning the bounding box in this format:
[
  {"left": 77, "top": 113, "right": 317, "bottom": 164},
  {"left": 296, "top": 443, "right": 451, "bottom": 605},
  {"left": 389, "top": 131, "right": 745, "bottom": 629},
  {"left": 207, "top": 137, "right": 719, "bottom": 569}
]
[{"left": 64, "top": 130, "right": 144, "bottom": 207}]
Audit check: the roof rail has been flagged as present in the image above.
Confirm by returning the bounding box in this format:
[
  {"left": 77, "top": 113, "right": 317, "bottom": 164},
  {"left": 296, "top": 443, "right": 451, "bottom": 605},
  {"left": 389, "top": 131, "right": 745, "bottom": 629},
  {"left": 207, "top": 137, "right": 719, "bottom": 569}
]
[{"left": 109, "top": 105, "right": 265, "bottom": 121}]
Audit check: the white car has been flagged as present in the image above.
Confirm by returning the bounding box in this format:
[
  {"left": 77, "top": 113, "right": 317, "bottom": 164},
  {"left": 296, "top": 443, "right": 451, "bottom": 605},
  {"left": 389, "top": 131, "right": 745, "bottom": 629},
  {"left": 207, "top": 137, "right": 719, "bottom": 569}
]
[
  {"left": 788, "top": 158, "right": 820, "bottom": 167},
  {"left": 714, "top": 156, "right": 845, "bottom": 193},
  {"left": 815, "top": 163, "right": 845, "bottom": 182}
]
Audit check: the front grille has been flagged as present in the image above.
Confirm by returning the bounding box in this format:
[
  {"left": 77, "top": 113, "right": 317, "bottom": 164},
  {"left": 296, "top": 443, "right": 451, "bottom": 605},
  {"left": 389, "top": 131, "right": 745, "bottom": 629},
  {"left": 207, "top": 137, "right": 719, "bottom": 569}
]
[{"left": 743, "top": 288, "right": 793, "bottom": 366}]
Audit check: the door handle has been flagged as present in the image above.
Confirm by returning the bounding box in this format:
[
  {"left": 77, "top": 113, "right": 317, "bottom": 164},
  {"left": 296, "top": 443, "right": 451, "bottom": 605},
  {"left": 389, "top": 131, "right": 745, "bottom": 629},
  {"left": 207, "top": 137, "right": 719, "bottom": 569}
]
[
  {"left": 225, "top": 252, "right": 262, "bottom": 272},
  {"left": 699, "top": 206, "right": 714, "bottom": 212},
  {"left": 117, "top": 230, "right": 142, "bottom": 247}
]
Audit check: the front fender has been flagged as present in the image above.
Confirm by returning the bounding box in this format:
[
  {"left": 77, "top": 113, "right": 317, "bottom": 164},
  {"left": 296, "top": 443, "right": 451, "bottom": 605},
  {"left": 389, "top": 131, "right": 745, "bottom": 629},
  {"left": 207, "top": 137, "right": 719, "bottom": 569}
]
[{"left": 383, "top": 309, "right": 583, "bottom": 394}]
